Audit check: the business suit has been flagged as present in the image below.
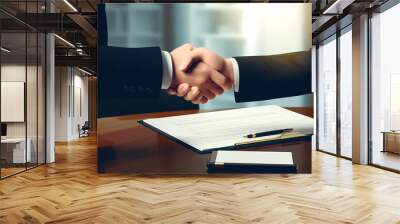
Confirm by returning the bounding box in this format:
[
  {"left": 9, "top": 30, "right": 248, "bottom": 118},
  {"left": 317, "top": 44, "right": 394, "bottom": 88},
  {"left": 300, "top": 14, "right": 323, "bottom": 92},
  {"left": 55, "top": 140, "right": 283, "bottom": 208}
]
[
  {"left": 99, "top": 45, "right": 311, "bottom": 100},
  {"left": 98, "top": 4, "right": 311, "bottom": 118},
  {"left": 233, "top": 51, "right": 311, "bottom": 102},
  {"left": 98, "top": 45, "right": 311, "bottom": 114}
]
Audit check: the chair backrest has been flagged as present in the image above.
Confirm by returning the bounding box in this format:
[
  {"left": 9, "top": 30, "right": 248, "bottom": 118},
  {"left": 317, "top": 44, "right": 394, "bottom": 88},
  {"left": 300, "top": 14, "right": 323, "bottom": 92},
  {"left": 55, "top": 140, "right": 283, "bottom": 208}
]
[{"left": 82, "top": 121, "right": 90, "bottom": 129}]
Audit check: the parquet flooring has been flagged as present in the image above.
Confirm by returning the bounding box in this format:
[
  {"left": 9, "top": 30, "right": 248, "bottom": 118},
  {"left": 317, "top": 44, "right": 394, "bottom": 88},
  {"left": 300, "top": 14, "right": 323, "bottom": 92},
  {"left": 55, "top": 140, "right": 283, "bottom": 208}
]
[{"left": 1, "top": 135, "right": 400, "bottom": 224}]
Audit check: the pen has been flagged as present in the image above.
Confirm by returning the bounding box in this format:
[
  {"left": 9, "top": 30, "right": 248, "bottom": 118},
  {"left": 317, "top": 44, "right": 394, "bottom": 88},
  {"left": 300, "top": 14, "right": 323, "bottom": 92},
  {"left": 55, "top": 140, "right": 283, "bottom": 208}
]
[{"left": 244, "top": 128, "right": 293, "bottom": 138}]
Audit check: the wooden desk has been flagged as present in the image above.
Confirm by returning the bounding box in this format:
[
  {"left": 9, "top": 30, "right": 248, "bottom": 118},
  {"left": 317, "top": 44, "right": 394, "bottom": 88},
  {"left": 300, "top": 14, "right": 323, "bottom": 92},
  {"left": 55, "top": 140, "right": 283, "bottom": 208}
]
[
  {"left": 98, "top": 108, "right": 313, "bottom": 174},
  {"left": 1, "top": 138, "right": 32, "bottom": 164}
]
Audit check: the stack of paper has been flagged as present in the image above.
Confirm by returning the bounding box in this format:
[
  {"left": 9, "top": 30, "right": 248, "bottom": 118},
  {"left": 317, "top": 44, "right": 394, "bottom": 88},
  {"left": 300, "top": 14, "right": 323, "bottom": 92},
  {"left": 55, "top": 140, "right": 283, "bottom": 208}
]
[{"left": 140, "top": 105, "right": 313, "bottom": 152}]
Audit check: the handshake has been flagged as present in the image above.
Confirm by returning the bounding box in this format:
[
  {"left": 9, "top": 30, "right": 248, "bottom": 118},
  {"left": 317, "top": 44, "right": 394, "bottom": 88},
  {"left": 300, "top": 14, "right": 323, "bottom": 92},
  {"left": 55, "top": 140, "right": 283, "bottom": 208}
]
[
  {"left": 166, "top": 44, "right": 235, "bottom": 104},
  {"left": 100, "top": 36, "right": 310, "bottom": 117}
]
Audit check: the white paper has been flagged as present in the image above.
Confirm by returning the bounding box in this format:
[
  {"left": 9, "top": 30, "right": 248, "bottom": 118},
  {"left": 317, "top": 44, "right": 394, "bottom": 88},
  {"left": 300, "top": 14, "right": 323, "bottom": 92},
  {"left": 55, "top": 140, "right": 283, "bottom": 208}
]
[
  {"left": 142, "top": 105, "right": 314, "bottom": 152},
  {"left": 215, "top": 151, "right": 293, "bottom": 165}
]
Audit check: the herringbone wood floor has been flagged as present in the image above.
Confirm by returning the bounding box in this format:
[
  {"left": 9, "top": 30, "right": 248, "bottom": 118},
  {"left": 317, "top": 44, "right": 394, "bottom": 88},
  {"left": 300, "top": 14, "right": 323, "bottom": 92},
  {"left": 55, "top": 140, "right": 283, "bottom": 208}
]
[{"left": 1, "top": 135, "right": 400, "bottom": 224}]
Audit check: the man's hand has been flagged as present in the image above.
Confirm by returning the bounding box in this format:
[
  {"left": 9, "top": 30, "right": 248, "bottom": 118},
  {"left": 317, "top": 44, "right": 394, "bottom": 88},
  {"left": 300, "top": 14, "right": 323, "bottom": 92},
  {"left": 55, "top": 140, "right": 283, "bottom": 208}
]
[
  {"left": 168, "top": 44, "right": 233, "bottom": 104},
  {"left": 170, "top": 47, "right": 234, "bottom": 104}
]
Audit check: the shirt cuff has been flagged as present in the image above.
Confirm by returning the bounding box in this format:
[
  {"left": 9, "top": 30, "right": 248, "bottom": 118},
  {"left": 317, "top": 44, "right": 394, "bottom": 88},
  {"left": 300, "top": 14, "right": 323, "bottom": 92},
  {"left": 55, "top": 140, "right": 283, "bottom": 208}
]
[
  {"left": 161, "top": 51, "right": 173, "bottom": 89},
  {"left": 230, "top": 58, "right": 240, "bottom": 92}
]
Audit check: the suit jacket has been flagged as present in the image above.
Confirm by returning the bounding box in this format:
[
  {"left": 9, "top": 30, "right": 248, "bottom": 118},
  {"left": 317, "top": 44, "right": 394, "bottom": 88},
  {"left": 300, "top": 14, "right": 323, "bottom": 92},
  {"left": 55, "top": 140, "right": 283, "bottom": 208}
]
[
  {"left": 99, "top": 47, "right": 310, "bottom": 102},
  {"left": 233, "top": 51, "right": 311, "bottom": 103},
  {"left": 98, "top": 46, "right": 163, "bottom": 100},
  {"left": 98, "top": 47, "right": 311, "bottom": 117},
  {"left": 98, "top": 46, "right": 311, "bottom": 117}
]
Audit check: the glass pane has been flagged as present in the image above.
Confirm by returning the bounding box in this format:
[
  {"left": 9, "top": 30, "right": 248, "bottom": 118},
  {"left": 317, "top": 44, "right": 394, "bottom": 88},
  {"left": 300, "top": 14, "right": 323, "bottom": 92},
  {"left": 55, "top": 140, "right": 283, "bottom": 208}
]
[
  {"left": 371, "top": 4, "right": 400, "bottom": 171},
  {"left": 27, "top": 31, "right": 38, "bottom": 169},
  {"left": 38, "top": 33, "right": 46, "bottom": 165},
  {"left": 317, "top": 37, "right": 337, "bottom": 154},
  {"left": 1, "top": 31, "right": 27, "bottom": 177},
  {"left": 339, "top": 29, "right": 352, "bottom": 158}
]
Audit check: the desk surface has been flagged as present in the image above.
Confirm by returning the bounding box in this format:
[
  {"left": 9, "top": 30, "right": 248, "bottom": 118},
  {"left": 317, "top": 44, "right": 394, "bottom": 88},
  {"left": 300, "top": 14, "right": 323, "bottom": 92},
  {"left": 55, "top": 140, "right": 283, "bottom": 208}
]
[
  {"left": 381, "top": 131, "right": 400, "bottom": 134},
  {"left": 98, "top": 107, "right": 313, "bottom": 174},
  {"left": 1, "top": 138, "right": 28, "bottom": 143}
]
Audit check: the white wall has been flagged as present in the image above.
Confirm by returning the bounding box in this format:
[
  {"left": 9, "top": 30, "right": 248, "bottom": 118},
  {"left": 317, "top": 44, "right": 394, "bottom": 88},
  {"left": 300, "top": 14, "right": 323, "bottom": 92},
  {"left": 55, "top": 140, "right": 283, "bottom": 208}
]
[
  {"left": 1, "top": 82, "right": 25, "bottom": 122},
  {"left": 55, "top": 67, "right": 70, "bottom": 141},
  {"left": 1, "top": 65, "right": 39, "bottom": 138},
  {"left": 71, "top": 73, "right": 89, "bottom": 138},
  {"left": 55, "top": 67, "right": 89, "bottom": 141},
  {"left": 74, "top": 74, "right": 89, "bottom": 122},
  {"left": 1, "top": 65, "right": 26, "bottom": 140}
]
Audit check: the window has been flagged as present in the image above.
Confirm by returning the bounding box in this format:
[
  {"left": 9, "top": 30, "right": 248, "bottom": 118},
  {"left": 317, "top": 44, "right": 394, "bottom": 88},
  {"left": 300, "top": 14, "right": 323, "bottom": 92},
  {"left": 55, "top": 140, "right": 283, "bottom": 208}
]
[
  {"left": 317, "top": 24, "right": 353, "bottom": 159},
  {"left": 339, "top": 27, "right": 352, "bottom": 158},
  {"left": 317, "top": 36, "right": 337, "bottom": 154},
  {"left": 370, "top": 2, "right": 400, "bottom": 171}
]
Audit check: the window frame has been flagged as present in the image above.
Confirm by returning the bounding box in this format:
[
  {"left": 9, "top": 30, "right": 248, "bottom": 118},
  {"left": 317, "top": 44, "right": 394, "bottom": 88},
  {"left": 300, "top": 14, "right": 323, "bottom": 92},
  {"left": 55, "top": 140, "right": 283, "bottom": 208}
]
[{"left": 315, "top": 23, "right": 353, "bottom": 160}]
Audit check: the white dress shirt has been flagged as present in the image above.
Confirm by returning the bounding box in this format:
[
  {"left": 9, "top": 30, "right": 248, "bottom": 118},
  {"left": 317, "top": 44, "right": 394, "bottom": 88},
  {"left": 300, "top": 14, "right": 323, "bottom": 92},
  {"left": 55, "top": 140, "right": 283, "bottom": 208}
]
[{"left": 160, "top": 51, "right": 240, "bottom": 92}]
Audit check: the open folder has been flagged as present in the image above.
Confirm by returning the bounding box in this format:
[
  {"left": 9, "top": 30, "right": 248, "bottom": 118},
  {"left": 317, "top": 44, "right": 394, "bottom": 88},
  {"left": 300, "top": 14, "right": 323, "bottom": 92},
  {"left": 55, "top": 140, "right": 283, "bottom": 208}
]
[{"left": 139, "top": 105, "right": 313, "bottom": 153}]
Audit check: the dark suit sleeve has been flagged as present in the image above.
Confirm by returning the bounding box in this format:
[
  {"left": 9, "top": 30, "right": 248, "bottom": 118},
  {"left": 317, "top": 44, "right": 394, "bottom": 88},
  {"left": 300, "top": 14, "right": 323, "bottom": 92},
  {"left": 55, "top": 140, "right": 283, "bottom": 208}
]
[
  {"left": 233, "top": 51, "right": 311, "bottom": 103},
  {"left": 98, "top": 46, "right": 163, "bottom": 99},
  {"left": 98, "top": 46, "right": 163, "bottom": 117},
  {"left": 97, "top": 4, "right": 166, "bottom": 117}
]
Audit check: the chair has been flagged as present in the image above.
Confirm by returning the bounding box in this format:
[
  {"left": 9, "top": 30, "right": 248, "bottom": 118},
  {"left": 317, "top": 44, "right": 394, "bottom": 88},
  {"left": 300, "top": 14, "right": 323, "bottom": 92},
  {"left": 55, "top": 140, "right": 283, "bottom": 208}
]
[{"left": 78, "top": 121, "right": 90, "bottom": 138}]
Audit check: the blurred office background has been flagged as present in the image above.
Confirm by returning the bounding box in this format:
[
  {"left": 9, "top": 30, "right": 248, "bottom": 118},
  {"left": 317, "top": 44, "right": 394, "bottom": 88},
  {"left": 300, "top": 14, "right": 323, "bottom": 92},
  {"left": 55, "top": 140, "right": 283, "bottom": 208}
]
[{"left": 104, "top": 3, "right": 312, "bottom": 110}]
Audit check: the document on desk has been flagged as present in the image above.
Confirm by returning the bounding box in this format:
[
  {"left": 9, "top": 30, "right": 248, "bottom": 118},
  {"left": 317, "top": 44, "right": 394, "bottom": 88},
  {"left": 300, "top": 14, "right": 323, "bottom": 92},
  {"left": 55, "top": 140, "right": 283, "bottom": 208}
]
[{"left": 140, "top": 105, "right": 313, "bottom": 153}]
